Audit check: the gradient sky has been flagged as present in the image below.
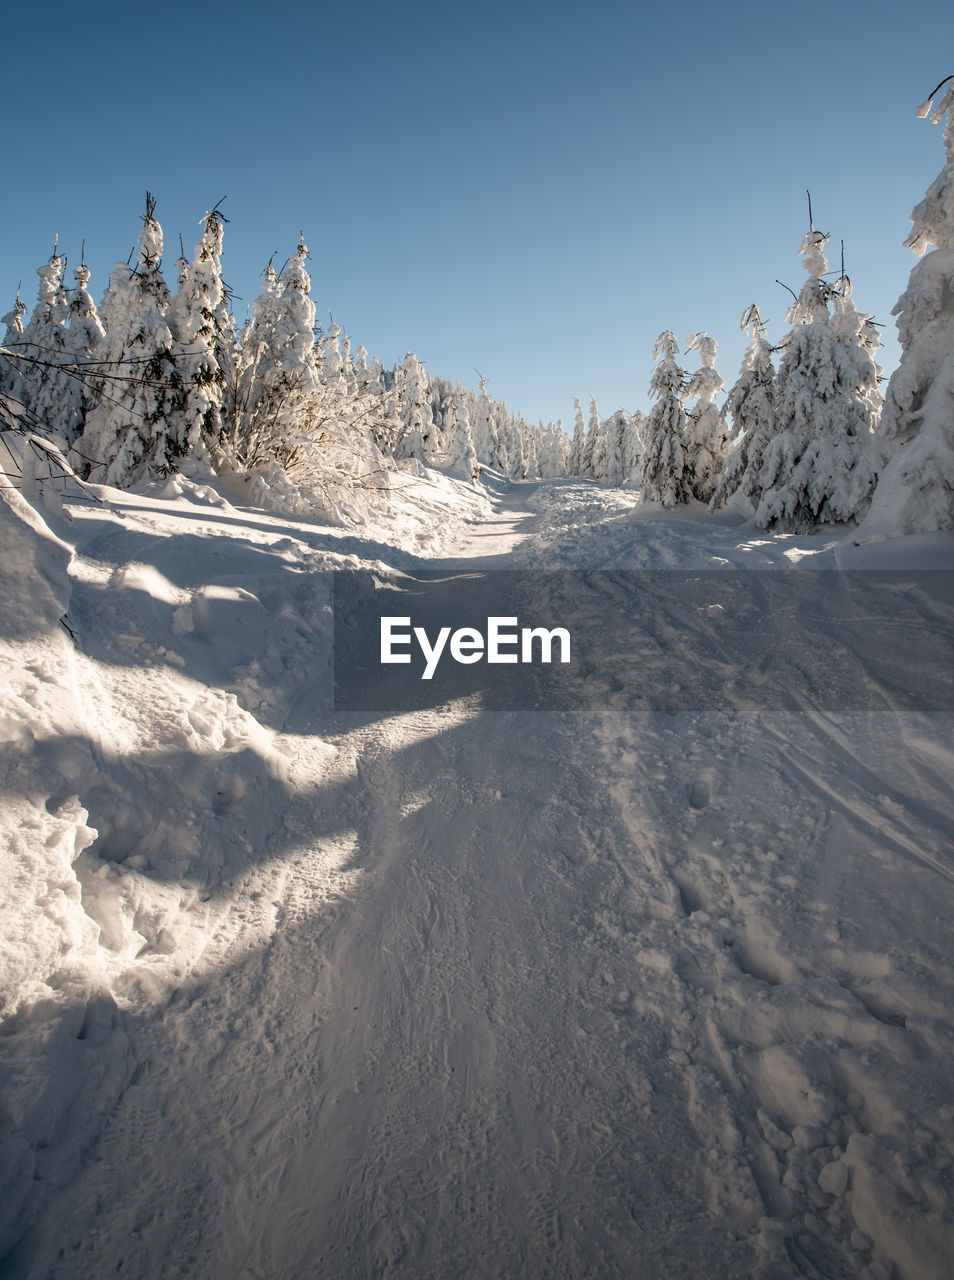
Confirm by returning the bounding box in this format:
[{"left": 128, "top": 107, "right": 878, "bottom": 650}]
[{"left": 1, "top": 1, "right": 952, "bottom": 428}]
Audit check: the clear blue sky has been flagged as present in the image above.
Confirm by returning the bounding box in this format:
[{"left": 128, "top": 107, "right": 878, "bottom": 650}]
[{"left": 1, "top": 1, "right": 951, "bottom": 428}]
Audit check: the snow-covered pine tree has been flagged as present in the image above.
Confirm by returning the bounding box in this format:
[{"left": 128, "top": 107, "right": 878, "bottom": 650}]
[
  {"left": 10, "top": 247, "right": 76, "bottom": 439},
  {"left": 170, "top": 206, "right": 232, "bottom": 462},
  {"left": 62, "top": 256, "right": 106, "bottom": 443},
  {"left": 338, "top": 328, "right": 357, "bottom": 395},
  {"left": 554, "top": 419, "right": 570, "bottom": 475},
  {"left": 581, "top": 398, "right": 601, "bottom": 478},
  {"left": 352, "top": 344, "right": 376, "bottom": 392},
  {"left": 0, "top": 290, "right": 27, "bottom": 400},
  {"left": 569, "top": 399, "right": 586, "bottom": 475},
  {"left": 683, "top": 332, "right": 728, "bottom": 502},
  {"left": 621, "top": 410, "right": 645, "bottom": 485},
  {"left": 218, "top": 236, "right": 322, "bottom": 478},
  {"left": 393, "top": 352, "right": 430, "bottom": 461},
  {"left": 443, "top": 388, "right": 479, "bottom": 480},
  {"left": 470, "top": 378, "right": 497, "bottom": 465},
  {"left": 513, "top": 411, "right": 531, "bottom": 479},
  {"left": 319, "top": 314, "right": 344, "bottom": 385},
  {"left": 860, "top": 77, "right": 954, "bottom": 535},
  {"left": 639, "top": 331, "right": 691, "bottom": 507},
  {"left": 600, "top": 409, "right": 626, "bottom": 486},
  {"left": 710, "top": 305, "right": 777, "bottom": 511},
  {"left": 537, "top": 419, "right": 568, "bottom": 477},
  {"left": 72, "top": 195, "right": 189, "bottom": 485},
  {"left": 220, "top": 258, "right": 278, "bottom": 466},
  {"left": 756, "top": 218, "right": 877, "bottom": 529},
  {"left": 490, "top": 407, "right": 515, "bottom": 476}
]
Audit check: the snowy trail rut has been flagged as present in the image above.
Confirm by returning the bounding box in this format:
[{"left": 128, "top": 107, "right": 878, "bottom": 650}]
[{"left": 4, "top": 477, "right": 954, "bottom": 1280}]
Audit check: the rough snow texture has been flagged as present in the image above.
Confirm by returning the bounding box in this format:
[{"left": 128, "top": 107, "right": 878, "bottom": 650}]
[{"left": 3, "top": 465, "right": 953, "bottom": 1279}]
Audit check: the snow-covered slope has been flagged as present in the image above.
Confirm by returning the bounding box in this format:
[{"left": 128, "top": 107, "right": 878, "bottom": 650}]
[{"left": 2, "top": 467, "right": 953, "bottom": 1279}]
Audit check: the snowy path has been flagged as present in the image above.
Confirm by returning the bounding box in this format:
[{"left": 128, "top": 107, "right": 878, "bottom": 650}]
[
  {"left": 3, "top": 475, "right": 954, "bottom": 1279},
  {"left": 435, "top": 475, "right": 537, "bottom": 566}
]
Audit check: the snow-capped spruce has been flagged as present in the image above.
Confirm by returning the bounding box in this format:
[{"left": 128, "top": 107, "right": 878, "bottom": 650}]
[
  {"left": 394, "top": 352, "right": 430, "bottom": 462},
  {"left": 861, "top": 78, "right": 954, "bottom": 536},
  {"left": 10, "top": 249, "right": 74, "bottom": 438},
  {"left": 169, "top": 206, "right": 233, "bottom": 459},
  {"left": 755, "top": 225, "right": 877, "bottom": 529},
  {"left": 683, "top": 331, "right": 728, "bottom": 503},
  {"left": 443, "top": 388, "right": 479, "bottom": 480},
  {"left": 569, "top": 398, "right": 586, "bottom": 476},
  {"left": 640, "top": 330, "right": 691, "bottom": 507},
  {"left": 72, "top": 195, "right": 188, "bottom": 485},
  {"left": 621, "top": 409, "right": 645, "bottom": 485},
  {"left": 599, "top": 409, "right": 627, "bottom": 486},
  {"left": 64, "top": 258, "right": 106, "bottom": 432},
  {"left": 710, "top": 305, "right": 777, "bottom": 512},
  {"left": 580, "top": 398, "right": 600, "bottom": 478}
]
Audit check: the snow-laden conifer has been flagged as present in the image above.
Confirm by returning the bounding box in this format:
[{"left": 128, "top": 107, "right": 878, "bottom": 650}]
[
  {"left": 621, "top": 410, "right": 645, "bottom": 485},
  {"left": 0, "top": 290, "right": 27, "bottom": 400},
  {"left": 469, "top": 378, "right": 497, "bottom": 464},
  {"left": 443, "top": 388, "right": 479, "bottom": 480},
  {"left": 62, "top": 258, "right": 106, "bottom": 442},
  {"left": 581, "top": 398, "right": 600, "bottom": 478},
  {"left": 217, "top": 237, "right": 322, "bottom": 476},
  {"left": 569, "top": 399, "right": 586, "bottom": 475},
  {"left": 640, "top": 331, "right": 690, "bottom": 507},
  {"left": 683, "top": 332, "right": 728, "bottom": 502},
  {"left": 72, "top": 195, "right": 189, "bottom": 485},
  {"left": 490, "top": 408, "right": 515, "bottom": 476},
  {"left": 710, "top": 305, "right": 777, "bottom": 511},
  {"left": 394, "top": 352, "right": 430, "bottom": 461},
  {"left": 10, "top": 249, "right": 76, "bottom": 438},
  {"left": 319, "top": 315, "right": 344, "bottom": 386},
  {"left": 352, "top": 344, "right": 379, "bottom": 394},
  {"left": 599, "top": 409, "right": 626, "bottom": 486},
  {"left": 755, "top": 224, "right": 877, "bottom": 529},
  {"left": 170, "top": 206, "right": 232, "bottom": 461},
  {"left": 861, "top": 78, "right": 954, "bottom": 535}
]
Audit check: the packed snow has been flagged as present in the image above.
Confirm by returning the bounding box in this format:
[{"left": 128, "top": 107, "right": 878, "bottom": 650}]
[{"left": 2, "top": 460, "right": 953, "bottom": 1280}]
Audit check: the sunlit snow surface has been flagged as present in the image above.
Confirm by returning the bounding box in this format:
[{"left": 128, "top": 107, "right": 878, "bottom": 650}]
[{"left": 2, "top": 469, "right": 953, "bottom": 1279}]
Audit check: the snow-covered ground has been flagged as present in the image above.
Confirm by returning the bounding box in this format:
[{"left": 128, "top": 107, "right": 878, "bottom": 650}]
[{"left": 2, "top": 466, "right": 953, "bottom": 1280}]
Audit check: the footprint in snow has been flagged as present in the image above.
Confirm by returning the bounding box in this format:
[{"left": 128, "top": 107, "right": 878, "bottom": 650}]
[{"left": 689, "top": 769, "right": 716, "bottom": 809}]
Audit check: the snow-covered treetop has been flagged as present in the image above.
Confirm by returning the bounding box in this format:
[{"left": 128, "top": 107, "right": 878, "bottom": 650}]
[
  {"left": 785, "top": 226, "right": 831, "bottom": 326},
  {"left": 175, "top": 237, "right": 190, "bottom": 290},
  {"left": 739, "top": 304, "right": 765, "bottom": 340},
  {"left": 906, "top": 75, "right": 954, "bottom": 255},
  {"left": 281, "top": 236, "right": 311, "bottom": 294},
  {"left": 685, "top": 331, "right": 723, "bottom": 407},
  {"left": 18, "top": 244, "right": 68, "bottom": 340},
  {"left": 799, "top": 228, "right": 828, "bottom": 281},
  {"left": 918, "top": 75, "right": 954, "bottom": 163},
  {"left": 138, "top": 194, "right": 163, "bottom": 270},
  {"left": 2, "top": 292, "right": 26, "bottom": 338},
  {"left": 652, "top": 330, "right": 678, "bottom": 362},
  {"left": 687, "top": 330, "right": 718, "bottom": 369},
  {"left": 68, "top": 257, "right": 106, "bottom": 355},
  {"left": 649, "top": 330, "right": 685, "bottom": 400}
]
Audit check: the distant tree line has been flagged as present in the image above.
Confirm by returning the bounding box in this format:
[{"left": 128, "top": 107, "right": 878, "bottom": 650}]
[{"left": 0, "top": 199, "right": 568, "bottom": 520}]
